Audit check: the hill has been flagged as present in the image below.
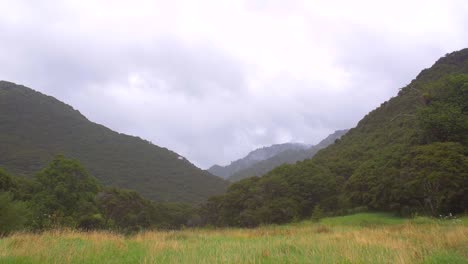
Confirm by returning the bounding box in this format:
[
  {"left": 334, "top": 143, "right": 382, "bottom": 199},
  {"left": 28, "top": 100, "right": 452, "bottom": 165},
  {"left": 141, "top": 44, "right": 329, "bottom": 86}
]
[
  {"left": 228, "top": 130, "right": 348, "bottom": 182},
  {"left": 208, "top": 142, "right": 310, "bottom": 179},
  {"left": 0, "top": 82, "right": 228, "bottom": 203},
  {"left": 202, "top": 49, "right": 468, "bottom": 227}
]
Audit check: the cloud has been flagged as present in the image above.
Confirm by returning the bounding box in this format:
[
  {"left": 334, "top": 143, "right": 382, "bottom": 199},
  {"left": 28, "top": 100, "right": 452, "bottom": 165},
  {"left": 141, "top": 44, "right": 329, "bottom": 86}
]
[{"left": 0, "top": 0, "right": 467, "bottom": 168}]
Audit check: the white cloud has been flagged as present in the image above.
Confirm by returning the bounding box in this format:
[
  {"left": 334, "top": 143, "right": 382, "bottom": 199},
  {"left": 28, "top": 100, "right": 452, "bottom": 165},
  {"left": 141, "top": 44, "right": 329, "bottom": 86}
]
[{"left": 0, "top": 0, "right": 467, "bottom": 168}]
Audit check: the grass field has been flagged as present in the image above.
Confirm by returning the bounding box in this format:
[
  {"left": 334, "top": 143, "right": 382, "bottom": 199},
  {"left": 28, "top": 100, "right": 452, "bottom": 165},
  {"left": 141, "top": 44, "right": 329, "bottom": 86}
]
[{"left": 1, "top": 213, "right": 467, "bottom": 264}]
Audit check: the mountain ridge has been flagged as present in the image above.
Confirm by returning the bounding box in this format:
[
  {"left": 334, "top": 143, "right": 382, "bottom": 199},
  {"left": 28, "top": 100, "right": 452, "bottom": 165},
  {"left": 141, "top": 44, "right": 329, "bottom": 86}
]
[
  {"left": 208, "top": 142, "right": 310, "bottom": 179},
  {"left": 227, "top": 129, "right": 348, "bottom": 182},
  {"left": 0, "top": 81, "right": 229, "bottom": 203}
]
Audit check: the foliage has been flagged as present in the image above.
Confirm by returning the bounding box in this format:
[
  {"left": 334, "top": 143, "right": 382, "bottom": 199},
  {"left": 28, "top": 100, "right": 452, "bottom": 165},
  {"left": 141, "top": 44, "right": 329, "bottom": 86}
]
[
  {"left": 0, "top": 168, "right": 16, "bottom": 192},
  {"left": 97, "top": 188, "right": 194, "bottom": 232},
  {"left": 0, "top": 192, "right": 30, "bottom": 235},
  {"left": 311, "top": 205, "right": 324, "bottom": 222},
  {"left": 401, "top": 142, "right": 467, "bottom": 215},
  {"left": 417, "top": 74, "right": 468, "bottom": 144},
  {"left": 31, "top": 156, "right": 101, "bottom": 228},
  {"left": 0, "top": 157, "right": 195, "bottom": 232},
  {"left": 202, "top": 163, "right": 342, "bottom": 227}
]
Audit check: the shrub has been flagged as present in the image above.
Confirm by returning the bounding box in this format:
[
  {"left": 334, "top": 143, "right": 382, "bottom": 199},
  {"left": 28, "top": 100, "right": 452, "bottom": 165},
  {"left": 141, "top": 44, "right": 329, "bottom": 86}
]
[
  {"left": 311, "top": 205, "right": 324, "bottom": 222},
  {"left": 0, "top": 192, "right": 30, "bottom": 235}
]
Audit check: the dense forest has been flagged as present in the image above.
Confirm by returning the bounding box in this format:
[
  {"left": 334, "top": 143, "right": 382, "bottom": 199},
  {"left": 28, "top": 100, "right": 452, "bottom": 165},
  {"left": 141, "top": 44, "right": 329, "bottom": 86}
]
[
  {"left": 201, "top": 49, "right": 468, "bottom": 227},
  {"left": 0, "top": 82, "right": 228, "bottom": 203},
  {"left": 1, "top": 49, "right": 467, "bottom": 235},
  {"left": 0, "top": 156, "right": 196, "bottom": 235}
]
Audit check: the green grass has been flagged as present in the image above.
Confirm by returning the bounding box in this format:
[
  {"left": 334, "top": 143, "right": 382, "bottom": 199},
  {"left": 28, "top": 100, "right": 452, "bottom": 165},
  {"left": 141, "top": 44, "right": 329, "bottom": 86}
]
[
  {"left": 320, "top": 212, "right": 405, "bottom": 226},
  {"left": 1, "top": 213, "right": 467, "bottom": 264}
]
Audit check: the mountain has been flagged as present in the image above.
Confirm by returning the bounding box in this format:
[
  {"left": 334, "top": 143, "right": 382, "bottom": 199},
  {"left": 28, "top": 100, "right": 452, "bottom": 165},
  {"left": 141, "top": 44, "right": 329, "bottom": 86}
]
[
  {"left": 0, "top": 82, "right": 229, "bottom": 203},
  {"left": 314, "top": 129, "right": 349, "bottom": 149},
  {"left": 208, "top": 142, "right": 310, "bottom": 179},
  {"left": 228, "top": 129, "right": 348, "bottom": 182},
  {"left": 202, "top": 49, "right": 468, "bottom": 227}
]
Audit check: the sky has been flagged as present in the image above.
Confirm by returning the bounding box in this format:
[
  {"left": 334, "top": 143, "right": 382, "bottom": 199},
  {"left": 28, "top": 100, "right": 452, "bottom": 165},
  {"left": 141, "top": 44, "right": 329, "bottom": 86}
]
[{"left": 1, "top": 0, "right": 467, "bottom": 168}]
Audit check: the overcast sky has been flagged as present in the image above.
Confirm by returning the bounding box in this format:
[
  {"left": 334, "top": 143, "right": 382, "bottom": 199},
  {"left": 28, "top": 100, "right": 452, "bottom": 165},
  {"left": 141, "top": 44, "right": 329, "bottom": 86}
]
[{"left": 1, "top": 0, "right": 467, "bottom": 168}]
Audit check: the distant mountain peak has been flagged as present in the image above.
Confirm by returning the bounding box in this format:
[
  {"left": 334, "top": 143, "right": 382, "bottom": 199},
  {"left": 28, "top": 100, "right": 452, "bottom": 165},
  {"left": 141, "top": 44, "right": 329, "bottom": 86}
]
[
  {"left": 243, "top": 142, "right": 310, "bottom": 162},
  {"left": 208, "top": 131, "right": 348, "bottom": 180},
  {"left": 208, "top": 142, "right": 311, "bottom": 179}
]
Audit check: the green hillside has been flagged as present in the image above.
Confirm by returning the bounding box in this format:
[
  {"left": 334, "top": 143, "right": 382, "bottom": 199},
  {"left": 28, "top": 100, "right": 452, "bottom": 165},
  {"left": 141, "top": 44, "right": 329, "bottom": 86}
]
[
  {"left": 228, "top": 130, "right": 348, "bottom": 182},
  {"left": 203, "top": 49, "right": 468, "bottom": 227},
  {"left": 0, "top": 82, "right": 228, "bottom": 203}
]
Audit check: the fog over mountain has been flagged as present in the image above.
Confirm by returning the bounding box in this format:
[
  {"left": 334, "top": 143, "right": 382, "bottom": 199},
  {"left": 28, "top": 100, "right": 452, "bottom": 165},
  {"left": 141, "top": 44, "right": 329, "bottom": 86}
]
[
  {"left": 221, "top": 129, "right": 348, "bottom": 182},
  {"left": 208, "top": 142, "right": 311, "bottom": 179},
  {"left": 1, "top": 0, "right": 467, "bottom": 168}
]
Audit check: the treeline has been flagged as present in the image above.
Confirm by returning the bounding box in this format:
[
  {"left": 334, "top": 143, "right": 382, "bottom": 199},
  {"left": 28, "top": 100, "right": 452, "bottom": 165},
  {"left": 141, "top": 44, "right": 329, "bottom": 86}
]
[
  {"left": 200, "top": 69, "right": 468, "bottom": 227},
  {"left": 0, "top": 156, "right": 195, "bottom": 235}
]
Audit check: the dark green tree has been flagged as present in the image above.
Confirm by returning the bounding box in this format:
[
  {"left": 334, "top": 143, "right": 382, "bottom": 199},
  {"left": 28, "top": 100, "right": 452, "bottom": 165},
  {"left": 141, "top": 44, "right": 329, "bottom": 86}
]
[
  {"left": 32, "top": 155, "right": 101, "bottom": 229},
  {"left": 0, "top": 192, "right": 30, "bottom": 235},
  {"left": 97, "top": 187, "right": 194, "bottom": 232},
  {"left": 311, "top": 204, "right": 324, "bottom": 222},
  {"left": 418, "top": 74, "right": 468, "bottom": 144},
  {"left": 0, "top": 168, "right": 16, "bottom": 192},
  {"left": 402, "top": 142, "right": 467, "bottom": 215},
  {"left": 97, "top": 188, "right": 153, "bottom": 232}
]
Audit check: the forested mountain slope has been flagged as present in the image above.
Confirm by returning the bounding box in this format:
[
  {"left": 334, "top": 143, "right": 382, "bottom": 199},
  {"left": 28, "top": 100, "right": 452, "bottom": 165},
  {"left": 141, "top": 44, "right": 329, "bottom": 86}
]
[
  {"left": 0, "top": 82, "right": 228, "bottom": 203},
  {"left": 208, "top": 143, "right": 310, "bottom": 179},
  {"left": 203, "top": 49, "right": 468, "bottom": 227},
  {"left": 228, "top": 130, "right": 348, "bottom": 182}
]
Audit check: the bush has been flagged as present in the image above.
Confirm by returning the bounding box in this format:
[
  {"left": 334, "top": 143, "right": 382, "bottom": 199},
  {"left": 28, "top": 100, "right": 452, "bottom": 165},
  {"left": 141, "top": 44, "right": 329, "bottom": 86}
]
[
  {"left": 311, "top": 205, "right": 324, "bottom": 222},
  {"left": 0, "top": 192, "right": 30, "bottom": 235},
  {"left": 78, "top": 214, "right": 106, "bottom": 230}
]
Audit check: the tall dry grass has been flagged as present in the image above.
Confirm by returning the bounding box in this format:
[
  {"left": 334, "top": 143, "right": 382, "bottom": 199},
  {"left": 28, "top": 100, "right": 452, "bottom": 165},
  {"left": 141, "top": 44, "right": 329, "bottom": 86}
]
[{"left": 1, "top": 214, "right": 467, "bottom": 264}]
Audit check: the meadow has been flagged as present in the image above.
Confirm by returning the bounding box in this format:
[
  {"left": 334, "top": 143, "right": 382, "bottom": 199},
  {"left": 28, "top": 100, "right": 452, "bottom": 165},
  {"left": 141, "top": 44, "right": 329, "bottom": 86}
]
[{"left": 0, "top": 213, "right": 467, "bottom": 264}]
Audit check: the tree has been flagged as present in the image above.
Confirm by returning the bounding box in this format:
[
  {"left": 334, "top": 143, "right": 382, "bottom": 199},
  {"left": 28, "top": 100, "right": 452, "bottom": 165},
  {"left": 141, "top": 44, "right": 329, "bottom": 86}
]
[
  {"left": 418, "top": 102, "right": 467, "bottom": 143},
  {"left": 97, "top": 187, "right": 194, "bottom": 232},
  {"left": 0, "top": 168, "right": 35, "bottom": 201},
  {"left": 0, "top": 192, "right": 30, "bottom": 235},
  {"left": 0, "top": 168, "right": 16, "bottom": 192},
  {"left": 97, "top": 188, "right": 153, "bottom": 231},
  {"left": 418, "top": 74, "right": 468, "bottom": 144},
  {"left": 311, "top": 205, "right": 324, "bottom": 222},
  {"left": 32, "top": 155, "right": 101, "bottom": 229},
  {"left": 402, "top": 142, "right": 467, "bottom": 215}
]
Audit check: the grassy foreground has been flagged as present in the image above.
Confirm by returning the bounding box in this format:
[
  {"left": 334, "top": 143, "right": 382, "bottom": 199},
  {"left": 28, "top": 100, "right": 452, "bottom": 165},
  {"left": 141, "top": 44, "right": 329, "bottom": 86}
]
[{"left": 1, "top": 213, "right": 467, "bottom": 264}]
